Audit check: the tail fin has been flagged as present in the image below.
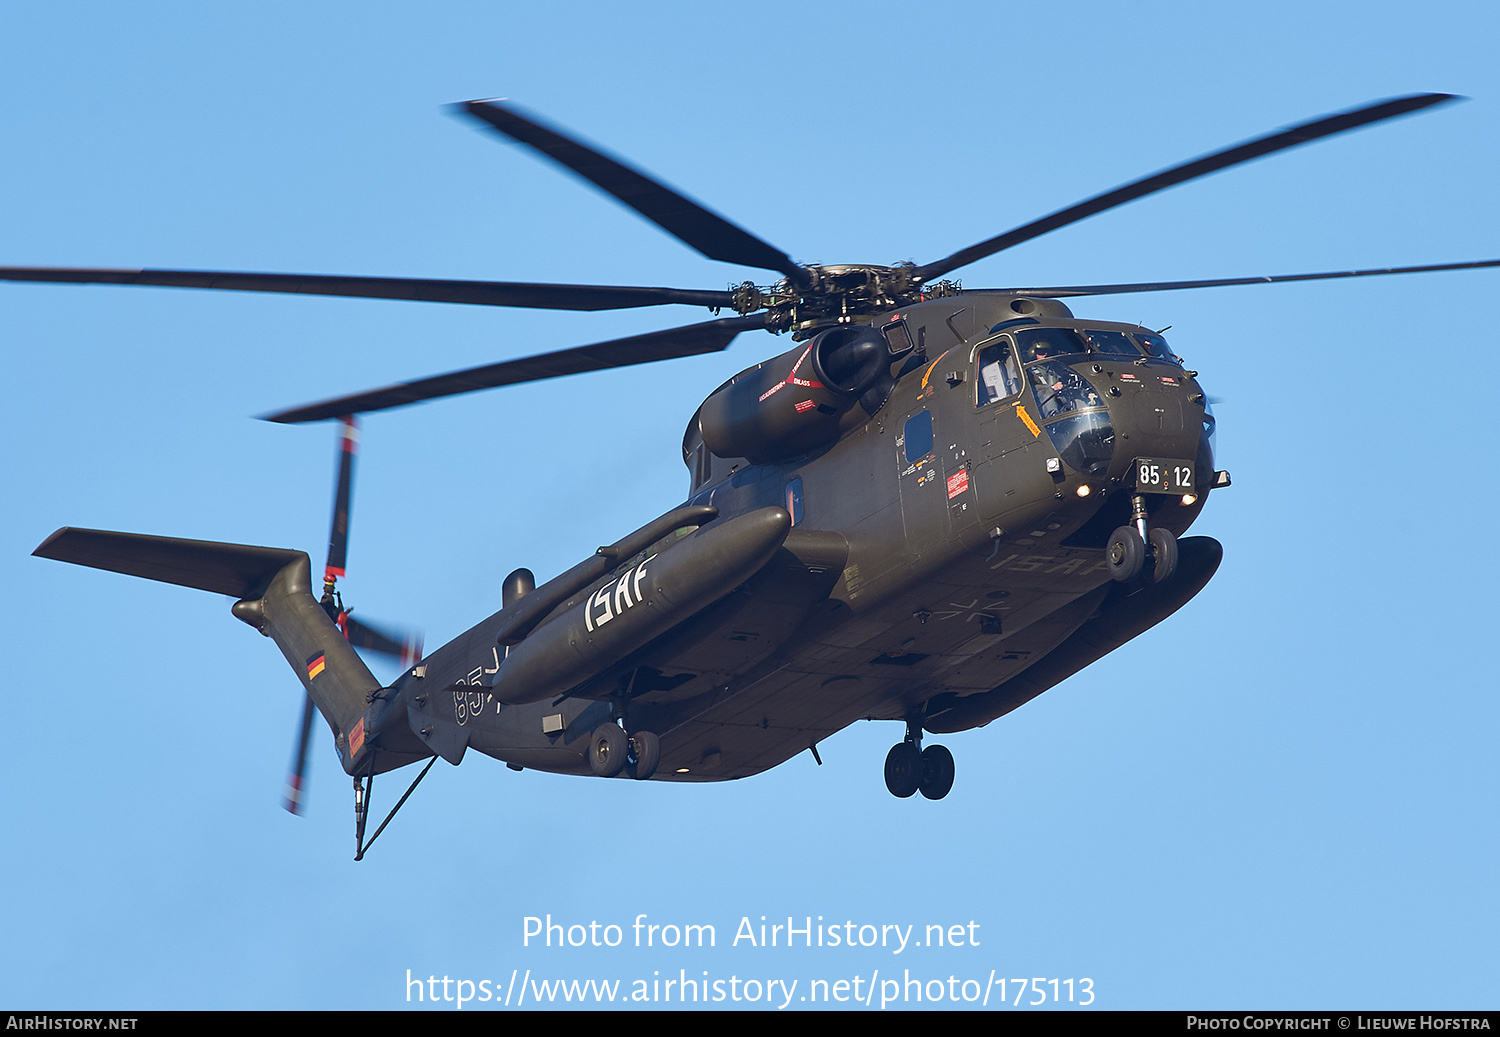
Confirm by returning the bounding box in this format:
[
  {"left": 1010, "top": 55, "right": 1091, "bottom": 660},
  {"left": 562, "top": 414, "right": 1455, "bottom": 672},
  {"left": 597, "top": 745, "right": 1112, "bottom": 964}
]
[{"left": 34, "top": 527, "right": 381, "bottom": 773}]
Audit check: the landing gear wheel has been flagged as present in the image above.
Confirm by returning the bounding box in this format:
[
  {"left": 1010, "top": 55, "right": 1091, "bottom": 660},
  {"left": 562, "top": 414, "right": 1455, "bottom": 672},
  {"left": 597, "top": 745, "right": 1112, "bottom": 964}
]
[
  {"left": 884, "top": 742, "right": 922, "bottom": 798},
  {"left": 919, "top": 744, "right": 955, "bottom": 800},
  {"left": 1107, "top": 526, "right": 1146, "bottom": 582},
  {"left": 1149, "top": 527, "right": 1178, "bottom": 584},
  {"left": 589, "top": 722, "right": 628, "bottom": 777},
  {"left": 627, "top": 731, "right": 660, "bottom": 780}
]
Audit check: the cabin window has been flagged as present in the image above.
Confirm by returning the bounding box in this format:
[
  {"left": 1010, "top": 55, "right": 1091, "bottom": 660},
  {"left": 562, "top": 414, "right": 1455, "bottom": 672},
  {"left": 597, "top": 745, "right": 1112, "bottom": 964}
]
[
  {"left": 975, "top": 340, "right": 1021, "bottom": 406},
  {"left": 903, "top": 410, "right": 934, "bottom": 463},
  {"left": 785, "top": 477, "right": 804, "bottom": 525}
]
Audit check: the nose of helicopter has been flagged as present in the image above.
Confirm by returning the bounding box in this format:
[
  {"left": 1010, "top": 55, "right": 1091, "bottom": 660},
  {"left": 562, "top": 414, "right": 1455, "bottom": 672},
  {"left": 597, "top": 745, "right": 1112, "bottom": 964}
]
[
  {"left": 1097, "top": 365, "right": 1215, "bottom": 501},
  {"left": 1032, "top": 356, "right": 1211, "bottom": 490},
  {"left": 1112, "top": 368, "right": 1196, "bottom": 445}
]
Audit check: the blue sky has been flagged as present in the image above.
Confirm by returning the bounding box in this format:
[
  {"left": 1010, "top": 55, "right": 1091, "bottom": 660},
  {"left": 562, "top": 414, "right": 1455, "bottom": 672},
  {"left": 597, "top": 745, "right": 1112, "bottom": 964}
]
[{"left": 2, "top": 0, "right": 1496, "bottom": 1011}]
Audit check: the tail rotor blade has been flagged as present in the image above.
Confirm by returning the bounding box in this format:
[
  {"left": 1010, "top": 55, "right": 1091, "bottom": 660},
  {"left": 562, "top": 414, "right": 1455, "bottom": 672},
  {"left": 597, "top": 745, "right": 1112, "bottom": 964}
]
[
  {"left": 288, "top": 416, "right": 362, "bottom": 815},
  {"left": 344, "top": 614, "right": 424, "bottom": 668},
  {"left": 283, "top": 693, "right": 317, "bottom": 815},
  {"left": 324, "top": 418, "right": 358, "bottom": 593}
]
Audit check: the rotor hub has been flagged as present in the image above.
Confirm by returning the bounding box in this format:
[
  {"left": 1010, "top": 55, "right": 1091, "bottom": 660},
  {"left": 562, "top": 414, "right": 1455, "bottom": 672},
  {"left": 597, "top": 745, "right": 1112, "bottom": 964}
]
[{"left": 731, "top": 262, "right": 961, "bottom": 335}]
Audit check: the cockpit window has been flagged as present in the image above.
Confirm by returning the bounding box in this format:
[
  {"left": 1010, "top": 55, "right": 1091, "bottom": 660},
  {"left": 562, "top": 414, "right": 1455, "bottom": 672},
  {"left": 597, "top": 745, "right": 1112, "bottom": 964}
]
[
  {"left": 1015, "top": 327, "right": 1088, "bottom": 364},
  {"left": 1079, "top": 329, "right": 1140, "bottom": 356},
  {"left": 975, "top": 339, "right": 1021, "bottom": 406},
  {"left": 1134, "top": 332, "right": 1181, "bottom": 364},
  {"left": 1030, "top": 360, "right": 1104, "bottom": 420}
]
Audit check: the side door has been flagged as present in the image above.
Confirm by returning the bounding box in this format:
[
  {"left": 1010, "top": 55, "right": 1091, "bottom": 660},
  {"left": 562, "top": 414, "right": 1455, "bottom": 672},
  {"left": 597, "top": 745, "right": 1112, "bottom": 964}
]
[{"left": 967, "top": 335, "right": 1052, "bottom": 543}]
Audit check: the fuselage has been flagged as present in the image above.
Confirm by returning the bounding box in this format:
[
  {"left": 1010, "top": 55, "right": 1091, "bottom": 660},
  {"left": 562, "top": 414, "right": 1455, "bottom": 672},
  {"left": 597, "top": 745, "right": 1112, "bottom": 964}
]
[{"left": 363, "top": 293, "right": 1217, "bottom": 782}]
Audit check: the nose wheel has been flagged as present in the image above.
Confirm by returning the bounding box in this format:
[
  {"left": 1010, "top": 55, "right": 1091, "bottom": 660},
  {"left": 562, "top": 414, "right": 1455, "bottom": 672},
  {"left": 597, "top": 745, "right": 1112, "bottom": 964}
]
[
  {"left": 1148, "top": 527, "right": 1178, "bottom": 583},
  {"left": 1108, "top": 494, "right": 1179, "bottom": 583},
  {"left": 1107, "top": 526, "right": 1146, "bottom": 582},
  {"left": 883, "top": 715, "right": 955, "bottom": 800}
]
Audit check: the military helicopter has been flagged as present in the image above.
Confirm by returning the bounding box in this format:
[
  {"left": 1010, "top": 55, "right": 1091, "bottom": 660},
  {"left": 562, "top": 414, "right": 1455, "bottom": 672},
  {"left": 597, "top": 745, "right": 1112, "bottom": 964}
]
[{"left": 17, "top": 92, "right": 1499, "bottom": 858}]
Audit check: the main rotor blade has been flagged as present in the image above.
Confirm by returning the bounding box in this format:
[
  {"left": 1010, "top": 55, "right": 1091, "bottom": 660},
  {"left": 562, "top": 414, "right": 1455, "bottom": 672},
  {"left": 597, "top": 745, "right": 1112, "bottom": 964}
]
[
  {"left": 914, "top": 93, "right": 1460, "bottom": 283},
  {"left": 0, "top": 266, "right": 733, "bottom": 312},
  {"left": 460, "top": 100, "right": 807, "bottom": 285},
  {"left": 264, "top": 312, "right": 767, "bottom": 423},
  {"left": 1005, "top": 258, "right": 1500, "bottom": 297}
]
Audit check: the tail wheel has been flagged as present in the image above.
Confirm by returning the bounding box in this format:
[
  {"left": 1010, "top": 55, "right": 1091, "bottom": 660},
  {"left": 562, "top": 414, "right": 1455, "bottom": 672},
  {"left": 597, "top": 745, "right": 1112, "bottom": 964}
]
[
  {"left": 627, "top": 731, "right": 661, "bottom": 780},
  {"left": 1107, "top": 526, "right": 1145, "bottom": 582},
  {"left": 589, "top": 722, "right": 628, "bottom": 777}
]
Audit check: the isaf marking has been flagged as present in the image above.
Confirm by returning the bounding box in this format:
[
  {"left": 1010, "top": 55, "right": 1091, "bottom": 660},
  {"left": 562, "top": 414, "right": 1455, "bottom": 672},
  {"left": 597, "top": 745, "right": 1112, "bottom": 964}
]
[
  {"left": 584, "top": 558, "right": 652, "bottom": 633},
  {"left": 988, "top": 552, "right": 1111, "bottom": 576}
]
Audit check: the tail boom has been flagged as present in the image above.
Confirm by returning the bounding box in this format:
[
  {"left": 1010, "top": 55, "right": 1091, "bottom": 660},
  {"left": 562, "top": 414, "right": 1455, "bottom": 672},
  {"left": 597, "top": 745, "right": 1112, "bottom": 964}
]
[{"left": 34, "top": 527, "right": 383, "bottom": 773}]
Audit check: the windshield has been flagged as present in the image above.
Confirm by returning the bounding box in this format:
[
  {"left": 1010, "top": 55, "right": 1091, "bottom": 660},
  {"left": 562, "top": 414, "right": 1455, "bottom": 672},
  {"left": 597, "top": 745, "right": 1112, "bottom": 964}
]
[
  {"left": 1029, "top": 360, "right": 1104, "bottom": 420},
  {"left": 1079, "top": 328, "right": 1141, "bottom": 356},
  {"left": 1028, "top": 358, "right": 1114, "bottom": 476},
  {"left": 1015, "top": 327, "right": 1088, "bottom": 364},
  {"left": 1047, "top": 411, "right": 1115, "bottom": 476},
  {"left": 1134, "top": 331, "right": 1181, "bottom": 364}
]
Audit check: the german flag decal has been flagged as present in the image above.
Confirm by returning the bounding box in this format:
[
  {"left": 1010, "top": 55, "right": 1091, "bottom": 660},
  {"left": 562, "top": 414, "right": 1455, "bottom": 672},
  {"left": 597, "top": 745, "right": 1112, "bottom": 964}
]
[{"left": 306, "top": 651, "right": 326, "bottom": 680}]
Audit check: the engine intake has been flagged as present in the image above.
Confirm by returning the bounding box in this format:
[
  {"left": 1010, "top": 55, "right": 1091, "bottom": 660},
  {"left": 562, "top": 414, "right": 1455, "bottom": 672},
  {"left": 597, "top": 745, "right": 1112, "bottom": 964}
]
[{"left": 699, "top": 326, "right": 894, "bottom": 463}]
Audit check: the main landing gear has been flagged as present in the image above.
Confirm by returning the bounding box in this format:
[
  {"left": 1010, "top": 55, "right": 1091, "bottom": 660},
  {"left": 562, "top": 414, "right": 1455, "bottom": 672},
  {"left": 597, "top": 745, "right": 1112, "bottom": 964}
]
[
  {"left": 884, "top": 714, "right": 954, "bottom": 800},
  {"left": 588, "top": 721, "right": 660, "bottom": 780},
  {"left": 1107, "top": 494, "right": 1178, "bottom": 584}
]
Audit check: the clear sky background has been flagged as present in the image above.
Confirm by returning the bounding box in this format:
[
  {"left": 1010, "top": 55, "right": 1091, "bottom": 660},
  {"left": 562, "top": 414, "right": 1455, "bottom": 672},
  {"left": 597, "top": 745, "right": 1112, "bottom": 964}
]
[{"left": 2, "top": 0, "right": 1496, "bottom": 1011}]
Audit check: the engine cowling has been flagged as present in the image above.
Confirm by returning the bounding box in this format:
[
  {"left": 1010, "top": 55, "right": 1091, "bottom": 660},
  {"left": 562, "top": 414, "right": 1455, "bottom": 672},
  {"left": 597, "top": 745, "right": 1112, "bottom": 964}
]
[{"left": 698, "top": 325, "right": 896, "bottom": 463}]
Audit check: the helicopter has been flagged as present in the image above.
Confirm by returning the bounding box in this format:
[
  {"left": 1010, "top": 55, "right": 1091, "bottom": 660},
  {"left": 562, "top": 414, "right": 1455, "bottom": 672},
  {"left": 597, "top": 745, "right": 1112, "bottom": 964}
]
[{"left": 16, "top": 92, "right": 1500, "bottom": 858}]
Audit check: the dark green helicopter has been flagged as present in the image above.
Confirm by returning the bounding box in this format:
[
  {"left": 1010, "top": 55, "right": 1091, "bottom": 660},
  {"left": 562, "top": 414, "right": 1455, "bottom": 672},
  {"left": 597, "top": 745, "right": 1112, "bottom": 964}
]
[{"left": 17, "top": 93, "right": 1499, "bottom": 857}]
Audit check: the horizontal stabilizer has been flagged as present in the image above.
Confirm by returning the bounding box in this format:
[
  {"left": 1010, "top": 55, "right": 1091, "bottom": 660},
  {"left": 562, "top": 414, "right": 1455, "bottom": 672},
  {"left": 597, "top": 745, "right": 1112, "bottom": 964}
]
[{"left": 33, "top": 528, "right": 305, "bottom": 599}]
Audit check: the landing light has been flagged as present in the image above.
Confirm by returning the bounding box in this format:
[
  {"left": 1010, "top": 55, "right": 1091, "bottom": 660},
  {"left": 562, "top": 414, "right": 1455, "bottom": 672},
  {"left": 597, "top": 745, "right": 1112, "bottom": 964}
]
[
  {"left": 1076, "top": 485, "right": 1091, "bottom": 497},
  {"left": 675, "top": 768, "right": 690, "bottom": 774},
  {"left": 1181, "top": 494, "right": 1198, "bottom": 506}
]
